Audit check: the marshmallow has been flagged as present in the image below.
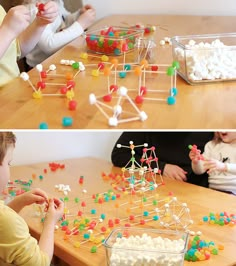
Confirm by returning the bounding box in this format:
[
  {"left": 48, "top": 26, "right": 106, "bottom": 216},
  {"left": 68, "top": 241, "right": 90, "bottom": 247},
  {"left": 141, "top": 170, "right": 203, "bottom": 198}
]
[{"left": 20, "top": 72, "right": 29, "bottom": 81}]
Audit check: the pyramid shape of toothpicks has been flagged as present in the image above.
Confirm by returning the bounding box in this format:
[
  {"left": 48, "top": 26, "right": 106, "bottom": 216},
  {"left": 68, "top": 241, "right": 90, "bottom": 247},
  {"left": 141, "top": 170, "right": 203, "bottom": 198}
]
[{"left": 89, "top": 86, "right": 148, "bottom": 127}]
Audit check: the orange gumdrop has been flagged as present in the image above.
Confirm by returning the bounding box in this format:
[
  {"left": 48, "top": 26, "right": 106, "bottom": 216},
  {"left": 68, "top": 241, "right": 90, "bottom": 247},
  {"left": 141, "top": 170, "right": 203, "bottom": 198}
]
[
  {"left": 111, "top": 58, "right": 119, "bottom": 67},
  {"left": 140, "top": 59, "right": 149, "bottom": 68},
  {"left": 103, "top": 67, "right": 111, "bottom": 76},
  {"left": 134, "top": 66, "right": 142, "bottom": 76},
  {"left": 65, "top": 72, "right": 73, "bottom": 80}
]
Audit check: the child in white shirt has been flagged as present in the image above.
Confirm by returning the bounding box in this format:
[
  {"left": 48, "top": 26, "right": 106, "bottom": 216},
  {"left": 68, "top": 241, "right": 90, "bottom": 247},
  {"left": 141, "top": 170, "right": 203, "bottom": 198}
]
[
  {"left": 23, "top": 0, "right": 96, "bottom": 67},
  {"left": 189, "top": 132, "right": 236, "bottom": 194}
]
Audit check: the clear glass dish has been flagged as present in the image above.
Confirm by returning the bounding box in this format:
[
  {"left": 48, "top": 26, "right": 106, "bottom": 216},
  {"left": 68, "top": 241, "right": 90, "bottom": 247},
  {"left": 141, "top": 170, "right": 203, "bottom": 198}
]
[
  {"left": 171, "top": 33, "right": 236, "bottom": 84},
  {"left": 103, "top": 227, "right": 189, "bottom": 266},
  {"left": 84, "top": 26, "right": 144, "bottom": 56}
]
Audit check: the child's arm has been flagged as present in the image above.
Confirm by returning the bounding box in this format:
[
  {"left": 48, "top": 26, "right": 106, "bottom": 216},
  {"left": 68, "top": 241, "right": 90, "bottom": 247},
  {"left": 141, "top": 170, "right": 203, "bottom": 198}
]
[
  {"left": 0, "top": 5, "right": 31, "bottom": 59},
  {"left": 203, "top": 159, "right": 236, "bottom": 174},
  {"left": 7, "top": 188, "right": 64, "bottom": 261},
  {"left": 36, "top": 5, "right": 96, "bottom": 54},
  {"left": 18, "top": 1, "right": 58, "bottom": 57},
  {"left": 189, "top": 144, "right": 206, "bottom": 175},
  {"left": 77, "top": 5, "right": 96, "bottom": 30},
  {"left": 38, "top": 198, "right": 64, "bottom": 261}
]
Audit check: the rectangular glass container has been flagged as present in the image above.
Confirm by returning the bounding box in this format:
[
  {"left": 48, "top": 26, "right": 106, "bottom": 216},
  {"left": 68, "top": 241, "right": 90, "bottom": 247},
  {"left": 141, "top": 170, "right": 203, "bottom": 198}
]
[
  {"left": 171, "top": 33, "right": 236, "bottom": 84},
  {"left": 103, "top": 227, "right": 189, "bottom": 266},
  {"left": 84, "top": 26, "right": 144, "bottom": 56}
]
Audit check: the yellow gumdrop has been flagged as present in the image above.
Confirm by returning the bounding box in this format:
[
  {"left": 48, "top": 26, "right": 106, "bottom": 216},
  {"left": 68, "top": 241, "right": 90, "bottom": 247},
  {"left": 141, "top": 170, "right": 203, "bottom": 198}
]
[
  {"left": 66, "top": 90, "right": 74, "bottom": 99},
  {"left": 90, "top": 235, "right": 95, "bottom": 242},
  {"left": 80, "top": 53, "right": 88, "bottom": 59},
  {"left": 33, "top": 91, "right": 42, "bottom": 99},
  {"left": 199, "top": 255, "right": 206, "bottom": 261},
  {"left": 94, "top": 237, "right": 101, "bottom": 244},
  {"left": 101, "top": 55, "right": 109, "bottom": 62},
  {"left": 73, "top": 242, "right": 81, "bottom": 248},
  {"left": 92, "top": 69, "right": 99, "bottom": 77},
  {"left": 64, "top": 207, "right": 69, "bottom": 214}
]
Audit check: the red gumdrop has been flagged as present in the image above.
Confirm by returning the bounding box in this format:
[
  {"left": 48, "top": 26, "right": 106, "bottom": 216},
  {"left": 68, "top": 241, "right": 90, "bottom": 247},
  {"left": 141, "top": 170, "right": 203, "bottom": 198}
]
[
  {"left": 135, "top": 95, "right": 144, "bottom": 104},
  {"left": 68, "top": 100, "right": 77, "bottom": 110},
  {"left": 101, "top": 226, "right": 107, "bottom": 232},
  {"left": 103, "top": 94, "right": 112, "bottom": 102},
  {"left": 98, "top": 198, "right": 103, "bottom": 204},
  {"left": 144, "top": 27, "right": 151, "bottom": 34},
  {"left": 37, "top": 81, "right": 46, "bottom": 89},
  {"left": 110, "top": 84, "right": 118, "bottom": 92},
  {"left": 129, "top": 215, "right": 135, "bottom": 221},
  {"left": 37, "top": 3, "right": 45, "bottom": 11},
  {"left": 60, "top": 86, "right": 67, "bottom": 95},
  {"left": 140, "top": 86, "right": 147, "bottom": 95},
  {"left": 140, "top": 158, "right": 145, "bottom": 163},
  {"left": 151, "top": 65, "right": 158, "bottom": 71},
  {"left": 81, "top": 201, "right": 86, "bottom": 207},
  {"left": 67, "top": 80, "right": 75, "bottom": 89},
  {"left": 40, "top": 71, "right": 47, "bottom": 78},
  {"left": 114, "top": 218, "right": 120, "bottom": 224},
  {"left": 98, "top": 62, "right": 105, "bottom": 70},
  {"left": 78, "top": 211, "right": 83, "bottom": 216},
  {"left": 122, "top": 43, "right": 129, "bottom": 52}
]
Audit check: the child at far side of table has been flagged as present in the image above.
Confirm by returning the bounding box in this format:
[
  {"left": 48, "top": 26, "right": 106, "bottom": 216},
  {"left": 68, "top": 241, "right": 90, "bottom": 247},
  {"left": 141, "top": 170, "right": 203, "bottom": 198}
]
[
  {"left": 0, "top": 2, "right": 58, "bottom": 87},
  {"left": 23, "top": 0, "right": 96, "bottom": 68},
  {"left": 0, "top": 132, "right": 64, "bottom": 265},
  {"left": 189, "top": 132, "right": 236, "bottom": 194}
]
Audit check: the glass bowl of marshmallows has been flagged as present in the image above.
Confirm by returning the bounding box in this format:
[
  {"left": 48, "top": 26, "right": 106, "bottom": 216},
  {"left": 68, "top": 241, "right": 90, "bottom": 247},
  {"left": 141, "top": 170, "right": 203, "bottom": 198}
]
[
  {"left": 171, "top": 33, "right": 236, "bottom": 84},
  {"left": 103, "top": 227, "right": 189, "bottom": 266}
]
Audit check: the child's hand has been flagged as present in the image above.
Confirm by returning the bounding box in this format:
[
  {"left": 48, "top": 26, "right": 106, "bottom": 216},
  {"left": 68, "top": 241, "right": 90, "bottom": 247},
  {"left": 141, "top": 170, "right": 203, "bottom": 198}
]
[
  {"left": 77, "top": 7, "right": 96, "bottom": 30},
  {"left": 20, "top": 188, "right": 48, "bottom": 206},
  {"left": 7, "top": 188, "right": 48, "bottom": 213},
  {"left": 203, "top": 159, "right": 226, "bottom": 174},
  {"left": 80, "top": 4, "right": 94, "bottom": 14},
  {"left": 45, "top": 198, "right": 64, "bottom": 225},
  {"left": 189, "top": 149, "right": 200, "bottom": 163},
  {"left": 36, "top": 1, "right": 58, "bottom": 26},
  {"left": 1, "top": 5, "right": 31, "bottom": 39}
]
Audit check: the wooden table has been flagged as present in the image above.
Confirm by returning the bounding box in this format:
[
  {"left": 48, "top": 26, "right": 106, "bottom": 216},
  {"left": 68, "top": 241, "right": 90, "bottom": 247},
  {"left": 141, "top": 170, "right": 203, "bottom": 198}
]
[
  {"left": 1, "top": 15, "right": 236, "bottom": 129},
  {"left": 8, "top": 157, "right": 236, "bottom": 266}
]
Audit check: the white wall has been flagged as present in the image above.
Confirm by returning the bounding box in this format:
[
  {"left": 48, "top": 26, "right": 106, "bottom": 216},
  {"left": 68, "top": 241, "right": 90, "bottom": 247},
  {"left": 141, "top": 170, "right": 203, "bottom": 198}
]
[
  {"left": 12, "top": 131, "right": 121, "bottom": 166},
  {"left": 84, "top": 0, "right": 236, "bottom": 19}
]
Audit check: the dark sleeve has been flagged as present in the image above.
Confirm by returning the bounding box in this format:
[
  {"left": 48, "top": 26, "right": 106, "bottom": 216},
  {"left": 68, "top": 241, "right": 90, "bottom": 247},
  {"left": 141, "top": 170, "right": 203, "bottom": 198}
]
[{"left": 111, "top": 132, "right": 147, "bottom": 167}]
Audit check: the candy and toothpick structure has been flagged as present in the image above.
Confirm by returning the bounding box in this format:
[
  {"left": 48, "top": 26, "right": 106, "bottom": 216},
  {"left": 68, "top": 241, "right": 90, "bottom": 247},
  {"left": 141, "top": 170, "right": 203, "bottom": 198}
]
[
  {"left": 19, "top": 24, "right": 179, "bottom": 127},
  {"left": 20, "top": 62, "right": 85, "bottom": 111},
  {"left": 88, "top": 57, "right": 179, "bottom": 126}
]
